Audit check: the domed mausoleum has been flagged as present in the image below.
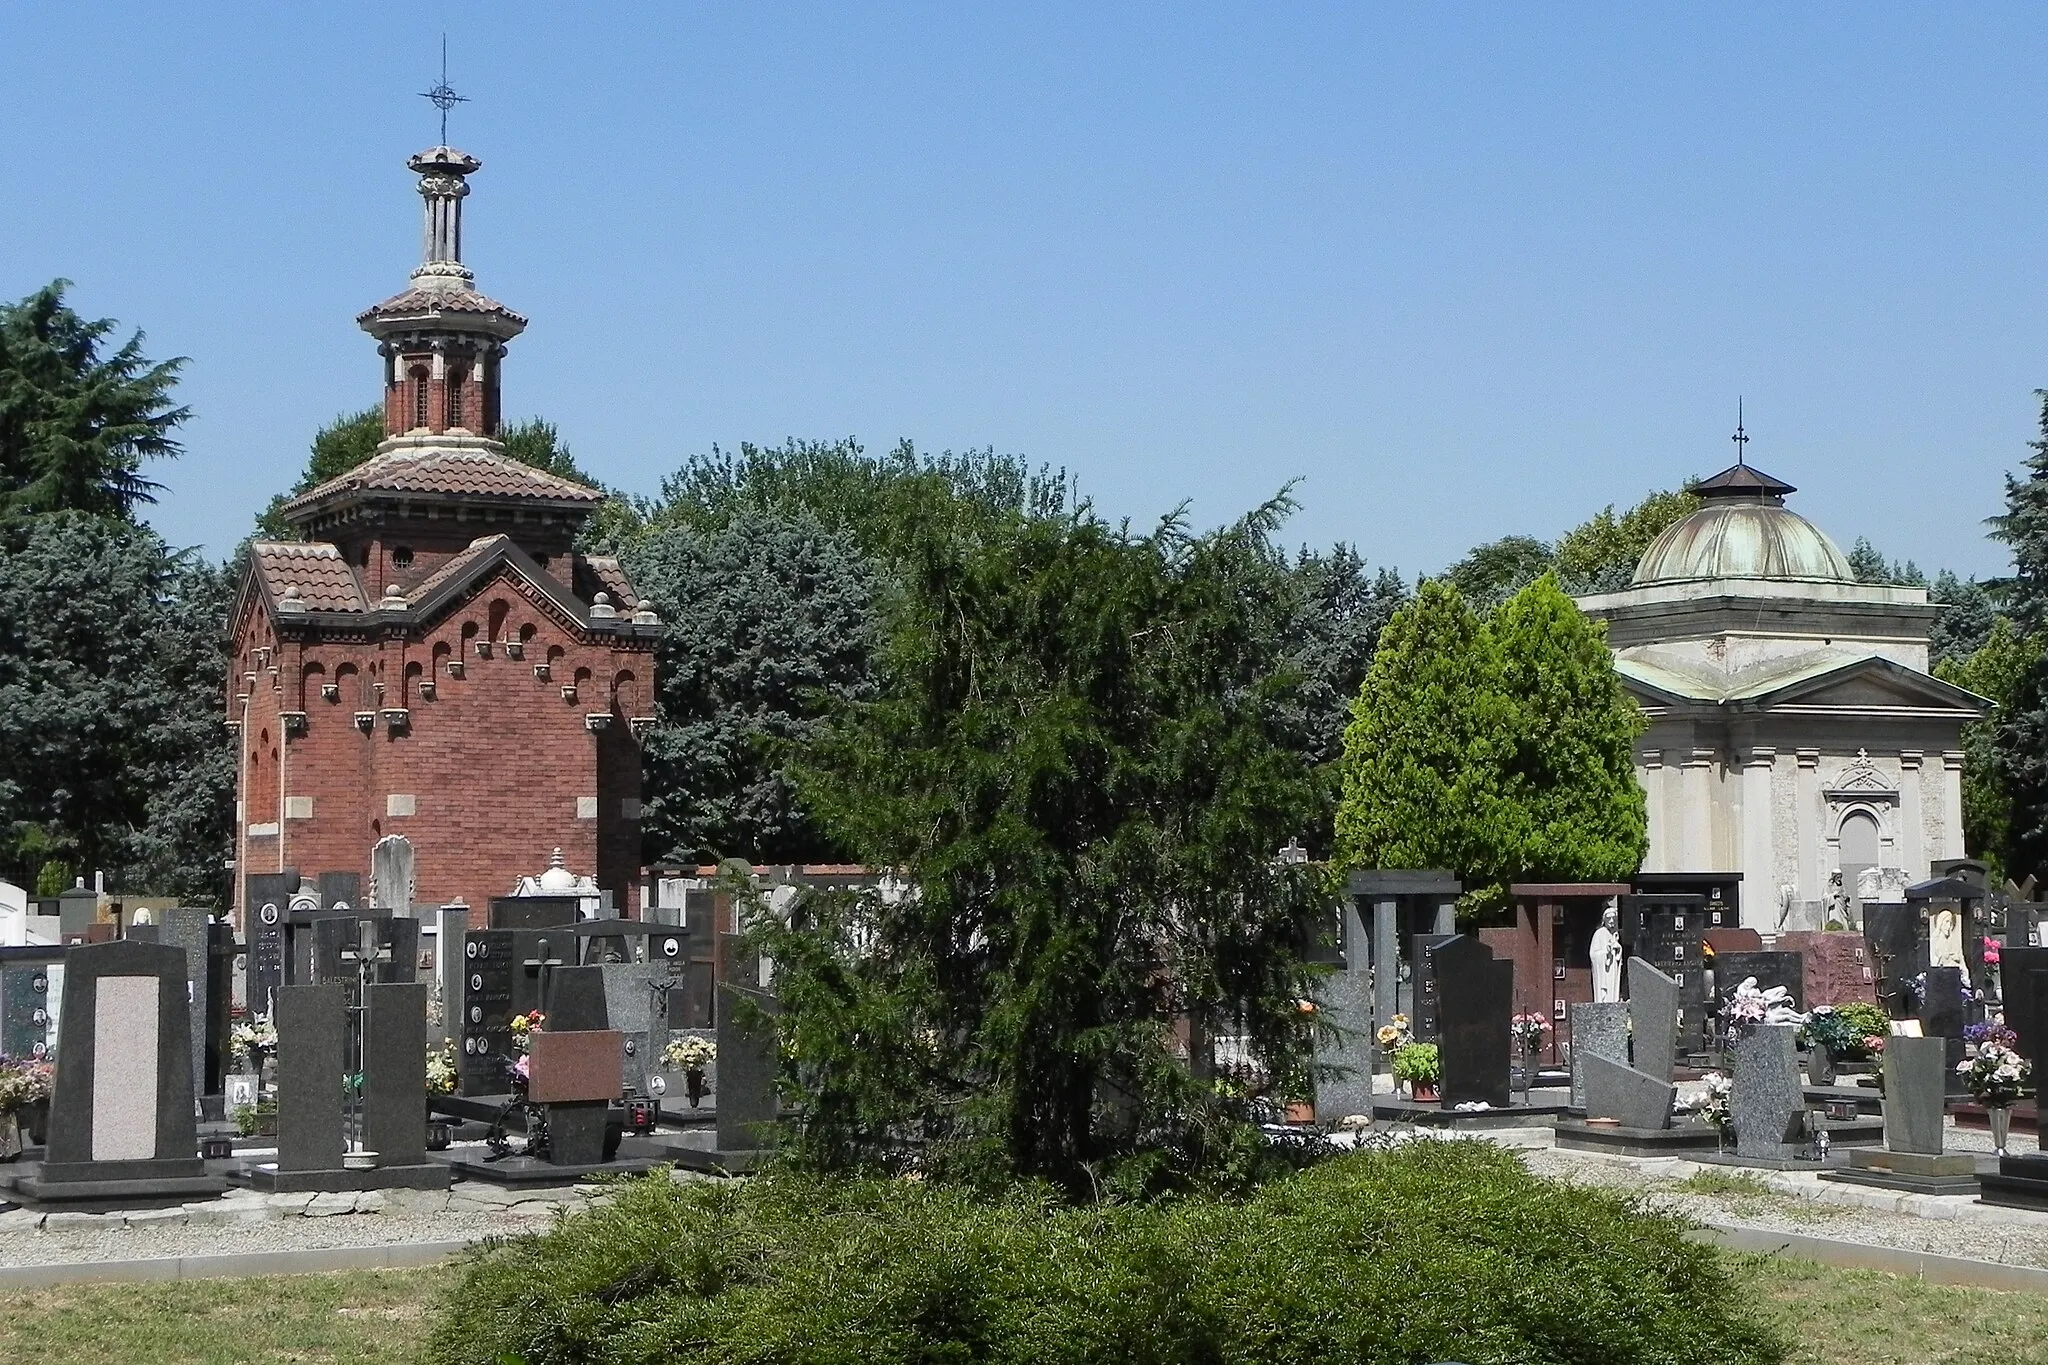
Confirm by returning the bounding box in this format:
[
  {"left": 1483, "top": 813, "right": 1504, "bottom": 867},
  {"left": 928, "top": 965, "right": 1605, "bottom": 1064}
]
[{"left": 1575, "top": 460, "right": 1987, "bottom": 931}]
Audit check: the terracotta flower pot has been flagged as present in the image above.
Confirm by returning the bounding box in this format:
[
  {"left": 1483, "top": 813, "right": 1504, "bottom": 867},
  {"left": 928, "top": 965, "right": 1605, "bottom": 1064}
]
[{"left": 1411, "top": 1083, "right": 1439, "bottom": 1103}]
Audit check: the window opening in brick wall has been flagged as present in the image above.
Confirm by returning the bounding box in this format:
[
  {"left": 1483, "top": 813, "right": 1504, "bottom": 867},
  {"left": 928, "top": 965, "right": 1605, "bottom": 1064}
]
[
  {"left": 446, "top": 368, "right": 466, "bottom": 430},
  {"left": 411, "top": 367, "right": 430, "bottom": 429}
]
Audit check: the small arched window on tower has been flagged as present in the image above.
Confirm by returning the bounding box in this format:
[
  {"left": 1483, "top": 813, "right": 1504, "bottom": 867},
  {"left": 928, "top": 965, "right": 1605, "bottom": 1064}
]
[
  {"left": 446, "top": 367, "right": 466, "bottom": 431},
  {"left": 410, "top": 366, "right": 431, "bottom": 431}
]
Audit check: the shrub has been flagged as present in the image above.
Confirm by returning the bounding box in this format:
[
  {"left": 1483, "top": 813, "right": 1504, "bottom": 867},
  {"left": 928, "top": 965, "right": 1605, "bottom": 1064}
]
[{"left": 427, "top": 1143, "right": 1784, "bottom": 1365}]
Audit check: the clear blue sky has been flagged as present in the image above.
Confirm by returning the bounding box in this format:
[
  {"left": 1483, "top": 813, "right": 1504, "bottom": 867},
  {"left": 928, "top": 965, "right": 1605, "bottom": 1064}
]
[{"left": 4, "top": 5, "right": 2043, "bottom": 579}]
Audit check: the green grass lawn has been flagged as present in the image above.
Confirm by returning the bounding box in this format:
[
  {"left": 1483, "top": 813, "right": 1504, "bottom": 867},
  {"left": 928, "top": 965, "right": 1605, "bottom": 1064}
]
[{"left": 1, "top": 1255, "right": 2045, "bottom": 1364}]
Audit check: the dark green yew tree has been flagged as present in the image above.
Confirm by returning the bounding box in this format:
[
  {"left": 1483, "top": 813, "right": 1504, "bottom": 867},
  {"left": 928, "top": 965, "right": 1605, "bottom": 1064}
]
[{"left": 758, "top": 495, "right": 1326, "bottom": 1197}]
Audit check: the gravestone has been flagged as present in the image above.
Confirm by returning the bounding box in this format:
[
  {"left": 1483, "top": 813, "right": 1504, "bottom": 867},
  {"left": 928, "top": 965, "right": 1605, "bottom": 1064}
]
[
  {"left": 363, "top": 982, "right": 428, "bottom": 1169},
  {"left": 158, "top": 909, "right": 211, "bottom": 1102},
  {"left": 1627, "top": 957, "right": 1682, "bottom": 1084},
  {"left": 8, "top": 940, "right": 224, "bottom": 1203},
  {"left": 56, "top": 886, "right": 96, "bottom": 939},
  {"left": 1581, "top": 1052, "right": 1675, "bottom": 1130},
  {"left": 0, "top": 954, "right": 58, "bottom": 1063},
  {"left": 599, "top": 961, "right": 655, "bottom": 1097},
  {"left": 1430, "top": 935, "right": 1513, "bottom": 1108},
  {"left": 275, "top": 984, "right": 346, "bottom": 1174},
  {"left": 1730, "top": 1024, "right": 1806, "bottom": 1159},
  {"left": 1882, "top": 1034, "right": 1948, "bottom": 1156},
  {"left": 1715, "top": 950, "right": 1806, "bottom": 1012},
  {"left": 536, "top": 964, "right": 615, "bottom": 1165},
  {"left": 1569, "top": 1002, "right": 1630, "bottom": 1111},
  {"left": 1625, "top": 895, "right": 1706, "bottom": 1051},
  {"left": 1316, "top": 899, "right": 1373, "bottom": 1121},
  {"left": 1408, "top": 932, "right": 1457, "bottom": 1042},
  {"left": 318, "top": 871, "right": 361, "bottom": 911},
  {"left": 717, "top": 933, "right": 779, "bottom": 1153},
  {"left": 243, "top": 871, "right": 296, "bottom": 1018},
  {"left": 370, "top": 836, "right": 415, "bottom": 917},
  {"left": 1863, "top": 902, "right": 1926, "bottom": 1015},
  {"left": 204, "top": 921, "right": 236, "bottom": 1097},
  {"left": 435, "top": 904, "right": 469, "bottom": 1046},
  {"left": 2001, "top": 947, "right": 2048, "bottom": 1063},
  {"left": 1919, "top": 965, "right": 1969, "bottom": 1097}
]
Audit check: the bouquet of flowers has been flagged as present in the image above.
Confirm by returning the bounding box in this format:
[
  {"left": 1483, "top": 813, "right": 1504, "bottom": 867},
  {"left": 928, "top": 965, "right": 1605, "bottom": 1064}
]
[
  {"left": 508, "top": 1009, "right": 545, "bottom": 1055},
  {"left": 664, "top": 1036, "right": 717, "bottom": 1072},
  {"left": 1375, "top": 1013, "right": 1412, "bottom": 1051},
  {"left": 1723, "top": 977, "right": 1805, "bottom": 1029},
  {"left": 0, "top": 1057, "right": 55, "bottom": 1114},
  {"left": 1959, "top": 1042, "right": 2031, "bottom": 1106},
  {"left": 1965, "top": 1020, "right": 2020, "bottom": 1050},
  {"left": 230, "top": 1015, "right": 278, "bottom": 1069},
  {"left": 425, "top": 1040, "right": 458, "bottom": 1096},
  {"left": 1800, "top": 1006, "right": 1863, "bottom": 1056},
  {"left": 1985, "top": 939, "right": 2003, "bottom": 967},
  {"left": 1511, "top": 1012, "right": 1551, "bottom": 1052},
  {"left": 1691, "top": 1072, "right": 1734, "bottom": 1134}
]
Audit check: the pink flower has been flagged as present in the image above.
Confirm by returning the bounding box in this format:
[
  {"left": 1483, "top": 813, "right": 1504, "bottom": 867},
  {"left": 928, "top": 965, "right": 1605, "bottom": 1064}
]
[{"left": 1985, "top": 941, "right": 2002, "bottom": 965}]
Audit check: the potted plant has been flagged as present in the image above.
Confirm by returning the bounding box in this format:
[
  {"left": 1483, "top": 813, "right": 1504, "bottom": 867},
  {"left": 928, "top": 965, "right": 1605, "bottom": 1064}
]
[
  {"left": 233, "top": 1099, "right": 279, "bottom": 1138},
  {"left": 1958, "top": 1041, "right": 2032, "bottom": 1155},
  {"left": 1799, "top": 1007, "right": 1861, "bottom": 1086},
  {"left": 425, "top": 1040, "right": 458, "bottom": 1150},
  {"left": 1392, "top": 1042, "right": 1440, "bottom": 1103},
  {"left": 664, "top": 1035, "right": 717, "bottom": 1108}
]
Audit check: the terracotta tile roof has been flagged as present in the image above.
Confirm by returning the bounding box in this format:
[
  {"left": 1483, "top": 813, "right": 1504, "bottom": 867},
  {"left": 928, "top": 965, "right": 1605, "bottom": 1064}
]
[
  {"left": 356, "top": 285, "right": 528, "bottom": 328},
  {"left": 581, "top": 556, "right": 639, "bottom": 610},
  {"left": 251, "top": 542, "right": 368, "bottom": 613},
  {"left": 402, "top": 537, "right": 502, "bottom": 602},
  {"left": 282, "top": 445, "right": 606, "bottom": 515}
]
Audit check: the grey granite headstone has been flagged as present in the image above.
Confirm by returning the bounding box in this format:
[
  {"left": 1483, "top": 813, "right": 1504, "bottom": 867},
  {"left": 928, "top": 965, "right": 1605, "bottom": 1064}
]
[
  {"left": 1581, "top": 1052, "right": 1675, "bottom": 1130},
  {"left": 1432, "top": 935, "right": 1512, "bottom": 1108},
  {"left": 600, "top": 962, "right": 654, "bottom": 1097},
  {"left": 1569, "top": 1002, "right": 1630, "bottom": 1110},
  {"left": 1315, "top": 967, "right": 1373, "bottom": 1122},
  {"left": 435, "top": 904, "right": 469, "bottom": 1046},
  {"left": 1627, "top": 957, "right": 1680, "bottom": 1084},
  {"left": 56, "top": 887, "right": 96, "bottom": 938},
  {"left": 1371, "top": 898, "right": 1399, "bottom": 1054},
  {"left": 1730, "top": 1024, "right": 1806, "bottom": 1159},
  {"left": 157, "top": 909, "right": 211, "bottom": 1102},
  {"left": 370, "top": 835, "right": 415, "bottom": 917},
  {"left": 38, "top": 940, "right": 207, "bottom": 1186},
  {"left": 364, "top": 982, "right": 427, "bottom": 1168},
  {"left": 717, "top": 933, "right": 778, "bottom": 1152},
  {"left": 318, "top": 871, "right": 361, "bottom": 911},
  {"left": 276, "top": 984, "right": 345, "bottom": 1174},
  {"left": 1883, "top": 1033, "right": 1947, "bottom": 1156}
]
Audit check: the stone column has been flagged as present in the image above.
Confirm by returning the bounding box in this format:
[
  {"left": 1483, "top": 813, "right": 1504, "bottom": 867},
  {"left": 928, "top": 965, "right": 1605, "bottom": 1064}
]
[
  {"left": 1372, "top": 899, "right": 1398, "bottom": 1042},
  {"left": 1640, "top": 749, "right": 1666, "bottom": 872},
  {"left": 1682, "top": 748, "right": 1715, "bottom": 869},
  {"left": 1792, "top": 749, "right": 1821, "bottom": 904},
  {"left": 1898, "top": 751, "right": 1924, "bottom": 878},
  {"left": 1940, "top": 752, "right": 1967, "bottom": 860},
  {"left": 1742, "top": 748, "right": 1775, "bottom": 929}
]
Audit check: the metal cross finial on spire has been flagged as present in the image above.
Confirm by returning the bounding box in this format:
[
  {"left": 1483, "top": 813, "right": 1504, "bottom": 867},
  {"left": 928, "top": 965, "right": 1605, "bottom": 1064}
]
[
  {"left": 419, "top": 34, "right": 468, "bottom": 145},
  {"left": 1732, "top": 397, "right": 1749, "bottom": 468}
]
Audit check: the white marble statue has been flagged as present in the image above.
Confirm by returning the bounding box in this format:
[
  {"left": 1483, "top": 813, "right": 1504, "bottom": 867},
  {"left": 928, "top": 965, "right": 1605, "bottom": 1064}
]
[{"left": 1590, "top": 903, "right": 1623, "bottom": 1003}]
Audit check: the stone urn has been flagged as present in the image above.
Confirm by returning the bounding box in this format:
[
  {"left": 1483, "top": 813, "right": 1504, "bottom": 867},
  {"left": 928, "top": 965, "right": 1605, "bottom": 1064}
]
[
  {"left": 685, "top": 1067, "right": 708, "bottom": 1108},
  {"left": 1807, "top": 1047, "right": 1837, "bottom": 1087}
]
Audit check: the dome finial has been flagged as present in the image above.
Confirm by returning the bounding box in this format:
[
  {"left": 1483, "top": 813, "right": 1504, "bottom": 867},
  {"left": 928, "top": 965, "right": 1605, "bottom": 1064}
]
[{"left": 1732, "top": 397, "right": 1749, "bottom": 469}]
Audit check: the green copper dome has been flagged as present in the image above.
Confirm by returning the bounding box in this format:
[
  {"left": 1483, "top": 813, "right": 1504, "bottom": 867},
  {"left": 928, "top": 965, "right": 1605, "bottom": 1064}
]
[{"left": 1632, "top": 463, "right": 1857, "bottom": 585}]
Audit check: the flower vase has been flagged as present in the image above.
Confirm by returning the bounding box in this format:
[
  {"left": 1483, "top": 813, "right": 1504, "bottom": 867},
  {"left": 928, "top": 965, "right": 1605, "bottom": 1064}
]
[
  {"left": 0, "top": 1113, "right": 19, "bottom": 1162},
  {"left": 1990, "top": 1104, "right": 2013, "bottom": 1156},
  {"left": 685, "top": 1068, "right": 707, "bottom": 1108},
  {"left": 21, "top": 1097, "right": 49, "bottom": 1146},
  {"left": 1808, "top": 1047, "right": 1836, "bottom": 1088}
]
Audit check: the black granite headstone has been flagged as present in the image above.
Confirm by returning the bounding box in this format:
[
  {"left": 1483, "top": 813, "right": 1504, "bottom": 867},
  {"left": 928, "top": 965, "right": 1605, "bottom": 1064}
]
[
  {"left": 0, "top": 954, "right": 58, "bottom": 1062},
  {"left": 717, "top": 933, "right": 779, "bottom": 1153},
  {"left": 2004, "top": 948, "right": 2048, "bottom": 1063},
  {"left": 1864, "top": 903, "right": 1927, "bottom": 1016},
  {"left": 243, "top": 871, "right": 296, "bottom": 1017},
  {"left": 539, "top": 964, "right": 611, "bottom": 1165},
  {"left": 489, "top": 896, "right": 583, "bottom": 931},
  {"left": 1407, "top": 932, "right": 1456, "bottom": 1042},
  {"left": 1429, "top": 935, "right": 1513, "bottom": 1108},
  {"left": 204, "top": 922, "right": 236, "bottom": 1095},
  {"left": 1715, "top": 951, "right": 1805, "bottom": 1012},
  {"left": 364, "top": 982, "right": 427, "bottom": 1168},
  {"left": 457, "top": 928, "right": 550, "bottom": 1095},
  {"left": 19, "top": 940, "right": 223, "bottom": 1201},
  {"left": 276, "top": 983, "right": 346, "bottom": 1174},
  {"left": 1920, "top": 965, "right": 1969, "bottom": 1098},
  {"left": 318, "top": 871, "right": 361, "bottom": 910}
]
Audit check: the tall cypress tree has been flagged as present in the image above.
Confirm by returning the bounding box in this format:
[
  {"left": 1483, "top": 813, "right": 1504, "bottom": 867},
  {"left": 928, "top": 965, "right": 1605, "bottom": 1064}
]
[{"left": 1983, "top": 391, "right": 2048, "bottom": 883}]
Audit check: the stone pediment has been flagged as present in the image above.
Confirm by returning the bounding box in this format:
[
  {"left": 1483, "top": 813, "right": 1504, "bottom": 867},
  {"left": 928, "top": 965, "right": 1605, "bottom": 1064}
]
[{"left": 1744, "top": 656, "right": 1987, "bottom": 718}]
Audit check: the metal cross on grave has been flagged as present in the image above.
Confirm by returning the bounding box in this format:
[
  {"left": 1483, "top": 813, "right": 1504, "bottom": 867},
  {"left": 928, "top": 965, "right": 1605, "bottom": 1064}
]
[{"left": 522, "top": 936, "right": 567, "bottom": 1016}]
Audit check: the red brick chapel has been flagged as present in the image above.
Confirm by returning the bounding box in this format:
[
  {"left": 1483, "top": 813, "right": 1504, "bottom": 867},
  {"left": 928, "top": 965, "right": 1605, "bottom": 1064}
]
[{"left": 226, "top": 142, "right": 661, "bottom": 924}]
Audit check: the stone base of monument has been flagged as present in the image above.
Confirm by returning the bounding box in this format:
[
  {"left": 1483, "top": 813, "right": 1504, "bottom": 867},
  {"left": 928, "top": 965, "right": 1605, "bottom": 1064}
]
[
  {"left": 1972, "top": 1153, "right": 2048, "bottom": 1210},
  {"left": 1802, "top": 1083, "right": 1884, "bottom": 1116},
  {"left": 1370, "top": 1091, "right": 1572, "bottom": 1128},
  {"left": 1553, "top": 1118, "right": 1725, "bottom": 1157},
  {"left": 1955, "top": 1100, "right": 2039, "bottom": 1133},
  {"left": 624, "top": 1131, "right": 772, "bottom": 1174},
  {"left": 232, "top": 1161, "right": 451, "bottom": 1193},
  {"left": 0, "top": 1160, "right": 227, "bottom": 1210},
  {"left": 1820, "top": 1149, "right": 1985, "bottom": 1196},
  {"left": 432, "top": 1147, "right": 678, "bottom": 1185}
]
